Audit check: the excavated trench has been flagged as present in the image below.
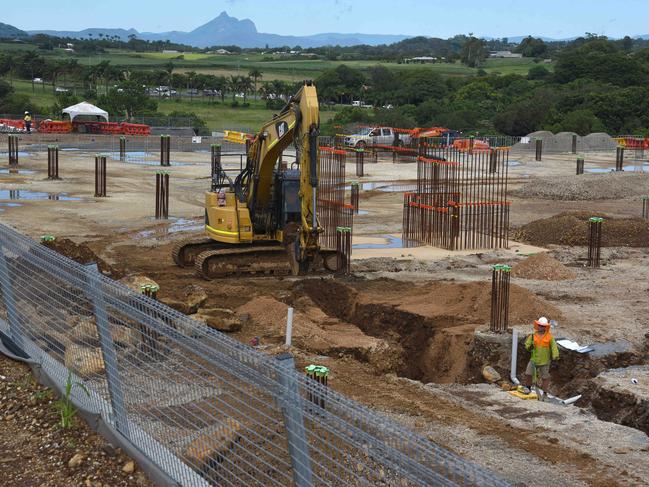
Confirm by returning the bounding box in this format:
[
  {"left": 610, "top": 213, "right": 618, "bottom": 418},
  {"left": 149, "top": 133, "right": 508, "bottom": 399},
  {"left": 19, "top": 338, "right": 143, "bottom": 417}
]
[{"left": 295, "top": 278, "right": 485, "bottom": 384}]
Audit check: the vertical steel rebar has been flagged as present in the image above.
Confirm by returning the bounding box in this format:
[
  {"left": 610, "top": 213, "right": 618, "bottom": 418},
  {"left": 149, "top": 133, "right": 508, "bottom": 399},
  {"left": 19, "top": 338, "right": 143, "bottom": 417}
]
[
  {"left": 615, "top": 147, "right": 624, "bottom": 171},
  {"left": 47, "top": 145, "right": 60, "bottom": 180},
  {"left": 160, "top": 135, "right": 171, "bottom": 166},
  {"left": 490, "top": 264, "right": 511, "bottom": 333},
  {"left": 571, "top": 134, "right": 578, "bottom": 154},
  {"left": 576, "top": 156, "right": 584, "bottom": 175},
  {"left": 535, "top": 139, "right": 542, "bottom": 161},
  {"left": 588, "top": 217, "right": 604, "bottom": 268},
  {"left": 119, "top": 136, "right": 126, "bottom": 162},
  {"left": 94, "top": 155, "right": 107, "bottom": 197},
  {"left": 350, "top": 182, "right": 359, "bottom": 214},
  {"left": 355, "top": 148, "right": 364, "bottom": 177},
  {"left": 336, "top": 226, "right": 352, "bottom": 275},
  {"left": 8, "top": 135, "right": 18, "bottom": 166},
  {"left": 642, "top": 196, "right": 649, "bottom": 220}
]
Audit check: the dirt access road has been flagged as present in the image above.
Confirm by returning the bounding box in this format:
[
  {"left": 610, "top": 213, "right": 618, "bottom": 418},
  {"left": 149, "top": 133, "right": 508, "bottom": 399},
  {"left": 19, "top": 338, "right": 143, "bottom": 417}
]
[{"left": 1, "top": 147, "right": 649, "bottom": 485}]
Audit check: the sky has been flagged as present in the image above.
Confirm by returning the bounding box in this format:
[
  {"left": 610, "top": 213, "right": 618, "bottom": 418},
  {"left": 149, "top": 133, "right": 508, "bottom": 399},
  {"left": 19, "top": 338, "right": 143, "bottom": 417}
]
[{"left": 5, "top": 0, "right": 649, "bottom": 39}]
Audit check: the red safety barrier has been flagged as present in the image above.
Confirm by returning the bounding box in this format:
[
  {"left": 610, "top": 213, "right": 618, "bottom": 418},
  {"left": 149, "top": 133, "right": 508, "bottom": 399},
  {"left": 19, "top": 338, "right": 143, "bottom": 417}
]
[
  {"left": 319, "top": 146, "right": 347, "bottom": 155},
  {"left": 0, "top": 119, "right": 26, "bottom": 130},
  {"left": 38, "top": 120, "right": 73, "bottom": 134},
  {"left": 121, "top": 123, "right": 151, "bottom": 136}
]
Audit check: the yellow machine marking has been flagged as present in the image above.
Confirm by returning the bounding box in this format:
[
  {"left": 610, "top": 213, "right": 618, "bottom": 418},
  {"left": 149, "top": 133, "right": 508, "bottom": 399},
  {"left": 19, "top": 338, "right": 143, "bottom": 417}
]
[
  {"left": 206, "top": 225, "right": 239, "bottom": 237},
  {"left": 267, "top": 121, "right": 296, "bottom": 151}
]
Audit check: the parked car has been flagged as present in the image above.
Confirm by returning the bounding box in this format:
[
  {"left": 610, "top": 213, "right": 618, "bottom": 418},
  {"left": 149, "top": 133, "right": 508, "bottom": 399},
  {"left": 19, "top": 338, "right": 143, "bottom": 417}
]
[{"left": 344, "top": 127, "right": 410, "bottom": 148}]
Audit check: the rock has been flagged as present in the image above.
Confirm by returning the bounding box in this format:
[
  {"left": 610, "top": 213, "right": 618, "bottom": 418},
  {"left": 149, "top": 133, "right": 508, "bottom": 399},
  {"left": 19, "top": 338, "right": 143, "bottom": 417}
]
[
  {"left": 101, "top": 444, "right": 117, "bottom": 458},
  {"left": 122, "top": 460, "right": 135, "bottom": 474},
  {"left": 194, "top": 308, "right": 243, "bottom": 332},
  {"left": 70, "top": 318, "right": 99, "bottom": 346},
  {"left": 64, "top": 344, "right": 105, "bottom": 376},
  {"left": 499, "top": 381, "right": 513, "bottom": 391},
  {"left": 184, "top": 418, "right": 242, "bottom": 471},
  {"left": 68, "top": 452, "right": 84, "bottom": 468},
  {"left": 111, "top": 326, "right": 139, "bottom": 348},
  {"left": 482, "top": 365, "right": 501, "bottom": 383},
  {"left": 161, "top": 285, "right": 208, "bottom": 315},
  {"left": 135, "top": 471, "right": 148, "bottom": 486}
]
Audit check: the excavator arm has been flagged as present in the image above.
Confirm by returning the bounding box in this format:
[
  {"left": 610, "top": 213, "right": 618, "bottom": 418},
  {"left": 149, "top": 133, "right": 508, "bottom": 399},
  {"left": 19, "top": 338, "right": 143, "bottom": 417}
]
[{"left": 243, "top": 82, "right": 321, "bottom": 266}]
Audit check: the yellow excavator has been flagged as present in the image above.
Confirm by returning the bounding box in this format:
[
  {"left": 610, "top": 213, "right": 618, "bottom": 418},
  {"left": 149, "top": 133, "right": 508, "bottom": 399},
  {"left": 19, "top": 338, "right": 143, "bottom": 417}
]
[{"left": 172, "top": 81, "right": 338, "bottom": 279}]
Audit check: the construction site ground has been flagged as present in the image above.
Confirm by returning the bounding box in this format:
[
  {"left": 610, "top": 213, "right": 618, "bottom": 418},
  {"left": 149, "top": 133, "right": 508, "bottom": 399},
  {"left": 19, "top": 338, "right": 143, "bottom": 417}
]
[{"left": 1, "top": 147, "right": 649, "bottom": 486}]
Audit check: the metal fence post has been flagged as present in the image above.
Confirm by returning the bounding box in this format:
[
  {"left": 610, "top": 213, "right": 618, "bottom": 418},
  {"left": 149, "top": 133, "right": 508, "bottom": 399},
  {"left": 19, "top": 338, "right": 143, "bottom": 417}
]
[
  {"left": 276, "top": 353, "right": 313, "bottom": 487},
  {"left": 85, "top": 264, "right": 130, "bottom": 436},
  {"left": 0, "top": 242, "right": 25, "bottom": 352}
]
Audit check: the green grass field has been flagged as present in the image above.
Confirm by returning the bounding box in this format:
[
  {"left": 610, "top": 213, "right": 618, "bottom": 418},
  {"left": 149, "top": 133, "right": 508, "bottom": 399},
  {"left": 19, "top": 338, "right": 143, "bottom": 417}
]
[{"left": 36, "top": 48, "right": 553, "bottom": 81}]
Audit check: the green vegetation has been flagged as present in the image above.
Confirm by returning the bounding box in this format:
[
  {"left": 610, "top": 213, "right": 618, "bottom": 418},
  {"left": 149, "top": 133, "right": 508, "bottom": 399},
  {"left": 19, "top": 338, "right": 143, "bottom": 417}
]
[
  {"left": 1, "top": 32, "right": 648, "bottom": 136},
  {"left": 54, "top": 371, "right": 89, "bottom": 429}
]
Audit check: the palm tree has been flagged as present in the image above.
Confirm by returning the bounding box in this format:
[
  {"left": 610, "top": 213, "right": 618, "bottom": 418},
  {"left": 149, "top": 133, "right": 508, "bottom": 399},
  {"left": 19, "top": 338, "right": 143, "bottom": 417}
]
[
  {"left": 186, "top": 71, "right": 197, "bottom": 102},
  {"left": 240, "top": 76, "right": 254, "bottom": 103},
  {"left": 248, "top": 68, "right": 262, "bottom": 100},
  {"left": 227, "top": 75, "right": 240, "bottom": 102}
]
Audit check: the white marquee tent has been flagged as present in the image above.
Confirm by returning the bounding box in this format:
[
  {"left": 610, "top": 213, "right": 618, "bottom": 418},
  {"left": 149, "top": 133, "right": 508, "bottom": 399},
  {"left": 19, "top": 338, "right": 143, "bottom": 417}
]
[{"left": 62, "top": 101, "right": 109, "bottom": 122}]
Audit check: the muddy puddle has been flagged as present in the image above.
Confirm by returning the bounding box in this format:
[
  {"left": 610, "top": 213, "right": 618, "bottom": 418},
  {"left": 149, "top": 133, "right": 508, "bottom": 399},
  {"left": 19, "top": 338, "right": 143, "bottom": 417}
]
[
  {"left": 0, "top": 189, "right": 81, "bottom": 201},
  {"left": 0, "top": 151, "right": 30, "bottom": 158},
  {"left": 0, "top": 168, "right": 35, "bottom": 175},
  {"left": 135, "top": 218, "right": 203, "bottom": 239},
  {"left": 353, "top": 235, "right": 403, "bottom": 249},
  {"left": 107, "top": 152, "right": 192, "bottom": 166}
]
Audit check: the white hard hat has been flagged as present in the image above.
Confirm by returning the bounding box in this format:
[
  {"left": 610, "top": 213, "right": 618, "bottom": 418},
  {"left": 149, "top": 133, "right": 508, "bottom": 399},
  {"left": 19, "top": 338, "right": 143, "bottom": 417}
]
[
  {"left": 537, "top": 317, "right": 548, "bottom": 325},
  {"left": 25, "top": 111, "right": 29, "bottom": 114}
]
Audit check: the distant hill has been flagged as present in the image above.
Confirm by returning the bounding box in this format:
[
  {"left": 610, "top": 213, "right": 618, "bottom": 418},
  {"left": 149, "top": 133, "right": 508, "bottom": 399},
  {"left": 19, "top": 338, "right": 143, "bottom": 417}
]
[
  {"left": 0, "top": 22, "right": 28, "bottom": 39},
  {"left": 28, "top": 11, "right": 409, "bottom": 48}
]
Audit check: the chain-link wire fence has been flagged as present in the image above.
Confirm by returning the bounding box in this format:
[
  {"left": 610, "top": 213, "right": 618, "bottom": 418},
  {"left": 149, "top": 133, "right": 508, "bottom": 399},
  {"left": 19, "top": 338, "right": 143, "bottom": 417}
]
[{"left": 0, "top": 223, "right": 510, "bottom": 487}]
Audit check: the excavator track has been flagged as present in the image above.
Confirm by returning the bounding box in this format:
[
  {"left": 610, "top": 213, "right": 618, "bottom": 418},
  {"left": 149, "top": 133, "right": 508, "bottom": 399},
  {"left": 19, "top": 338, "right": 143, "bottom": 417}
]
[
  {"left": 172, "top": 237, "right": 222, "bottom": 267},
  {"left": 194, "top": 246, "right": 293, "bottom": 279}
]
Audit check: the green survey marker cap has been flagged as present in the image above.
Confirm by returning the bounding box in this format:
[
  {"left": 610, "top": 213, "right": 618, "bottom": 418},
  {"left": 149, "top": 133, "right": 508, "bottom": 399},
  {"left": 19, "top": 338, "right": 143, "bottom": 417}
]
[
  {"left": 589, "top": 217, "right": 604, "bottom": 223},
  {"left": 492, "top": 264, "right": 511, "bottom": 272}
]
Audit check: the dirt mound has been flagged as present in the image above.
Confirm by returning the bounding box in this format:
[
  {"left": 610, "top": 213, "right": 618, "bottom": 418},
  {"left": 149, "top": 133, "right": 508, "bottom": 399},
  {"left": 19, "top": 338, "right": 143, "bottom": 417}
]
[
  {"left": 513, "top": 172, "right": 649, "bottom": 201},
  {"left": 235, "top": 295, "right": 400, "bottom": 370},
  {"left": 42, "top": 238, "right": 122, "bottom": 278},
  {"left": 511, "top": 253, "right": 576, "bottom": 280},
  {"left": 513, "top": 211, "right": 649, "bottom": 247}
]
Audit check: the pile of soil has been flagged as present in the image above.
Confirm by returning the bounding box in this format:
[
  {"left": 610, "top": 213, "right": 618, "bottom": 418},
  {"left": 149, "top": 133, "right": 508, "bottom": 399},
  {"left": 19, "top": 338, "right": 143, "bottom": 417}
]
[
  {"left": 513, "top": 172, "right": 649, "bottom": 201},
  {"left": 0, "top": 354, "right": 151, "bottom": 486},
  {"left": 512, "top": 211, "right": 649, "bottom": 247},
  {"left": 42, "top": 238, "right": 123, "bottom": 278},
  {"left": 511, "top": 253, "right": 577, "bottom": 280},
  {"left": 235, "top": 295, "right": 400, "bottom": 369}
]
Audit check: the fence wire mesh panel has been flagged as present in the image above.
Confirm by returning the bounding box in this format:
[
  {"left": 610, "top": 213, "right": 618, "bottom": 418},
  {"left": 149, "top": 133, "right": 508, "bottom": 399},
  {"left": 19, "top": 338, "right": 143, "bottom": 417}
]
[{"left": 0, "top": 223, "right": 510, "bottom": 487}]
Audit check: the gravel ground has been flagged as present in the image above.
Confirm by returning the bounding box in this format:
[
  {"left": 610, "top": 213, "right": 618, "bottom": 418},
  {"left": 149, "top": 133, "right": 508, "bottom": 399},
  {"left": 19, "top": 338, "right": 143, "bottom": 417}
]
[
  {"left": 0, "top": 354, "right": 153, "bottom": 487},
  {"left": 513, "top": 172, "right": 649, "bottom": 200}
]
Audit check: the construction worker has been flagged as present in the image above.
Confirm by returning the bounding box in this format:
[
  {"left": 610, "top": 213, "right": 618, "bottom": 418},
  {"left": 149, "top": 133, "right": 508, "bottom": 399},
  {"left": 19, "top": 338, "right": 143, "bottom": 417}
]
[
  {"left": 524, "top": 317, "right": 559, "bottom": 394},
  {"left": 23, "top": 111, "right": 32, "bottom": 134}
]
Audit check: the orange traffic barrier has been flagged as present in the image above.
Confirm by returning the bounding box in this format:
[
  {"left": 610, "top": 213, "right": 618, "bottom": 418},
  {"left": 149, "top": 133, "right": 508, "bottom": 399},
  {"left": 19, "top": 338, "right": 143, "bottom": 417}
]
[
  {"left": 38, "top": 120, "right": 72, "bottom": 134},
  {"left": 121, "top": 123, "right": 150, "bottom": 136}
]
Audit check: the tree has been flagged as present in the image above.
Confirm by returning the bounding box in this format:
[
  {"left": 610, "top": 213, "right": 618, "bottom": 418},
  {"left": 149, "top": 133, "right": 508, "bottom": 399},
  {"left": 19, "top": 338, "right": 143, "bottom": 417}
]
[
  {"left": 527, "top": 65, "right": 551, "bottom": 80},
  {"left": 460, "top": 36, "right": 487, "bottom": 68},
  {"left": 248, "top": 68, "right": 262, "bottom": 99},
  {"left": 97, "top": 80, "right": 157, "bottom": 119},
  {"left": 549, "top": 109, "right": 605, "bottom": 135},
  {"left": 515, "top": 37, "right": 548, "bottom": 58},
  {"left": 240, "top": 76, "right": 253, "bottom": 103}
]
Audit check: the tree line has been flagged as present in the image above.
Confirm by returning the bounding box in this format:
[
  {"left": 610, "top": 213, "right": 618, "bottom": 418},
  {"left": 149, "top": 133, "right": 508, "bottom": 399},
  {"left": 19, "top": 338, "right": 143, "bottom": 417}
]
[{"left": 318, "top": 35, "right": 649, "bottom": 136}]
